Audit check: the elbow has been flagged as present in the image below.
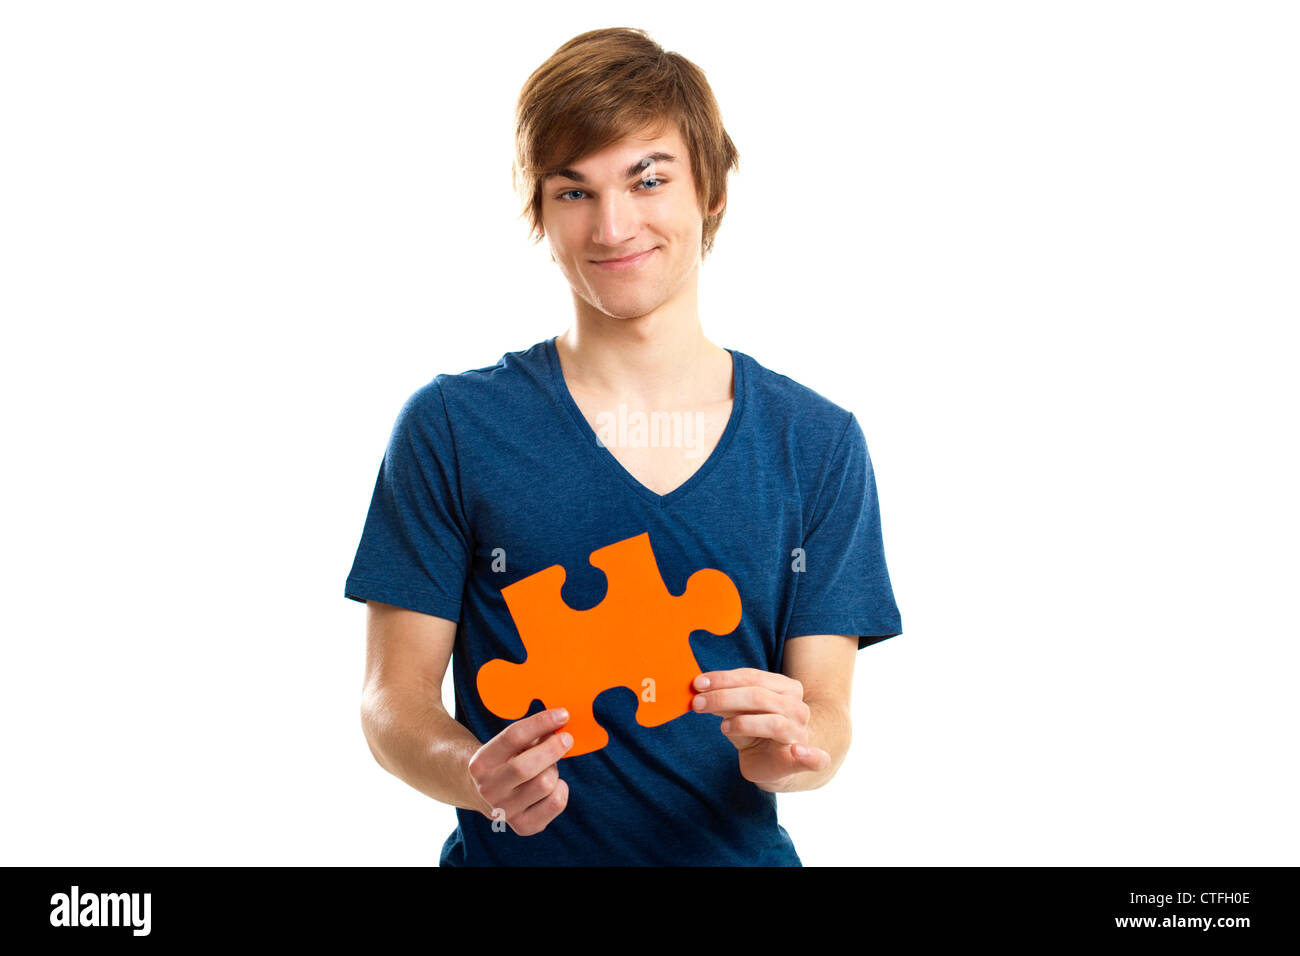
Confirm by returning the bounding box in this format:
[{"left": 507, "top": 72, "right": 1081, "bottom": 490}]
[{"left": 360, "top": 684, "right": 392, "bottom": 772}]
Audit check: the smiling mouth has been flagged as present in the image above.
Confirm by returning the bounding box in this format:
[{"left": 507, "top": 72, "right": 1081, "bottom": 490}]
[{"left": 591, "top": 248, "right": 656, "bottom": 269}]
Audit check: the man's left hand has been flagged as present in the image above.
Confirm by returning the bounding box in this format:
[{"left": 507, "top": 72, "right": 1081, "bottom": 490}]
[{"left": 691, "top": 668, "right": 831, "bottom": 789}]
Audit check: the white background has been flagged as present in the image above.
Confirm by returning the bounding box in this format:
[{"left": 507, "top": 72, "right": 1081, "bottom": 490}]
[{"left": 2, "top": 1, "right": 1295, "bottom": 866}]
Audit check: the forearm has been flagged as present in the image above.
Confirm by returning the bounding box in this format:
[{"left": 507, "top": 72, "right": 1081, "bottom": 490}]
[
  {"left": 361, "top": 682, "right": 495, "bottom": 818},
  {"left": 760, "top": 698, "right": 852, "bottom": 793}
]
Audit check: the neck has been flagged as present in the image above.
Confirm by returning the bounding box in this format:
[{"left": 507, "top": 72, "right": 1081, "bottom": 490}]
[{"left": 557, "top": 281, "right": 725, "bottom": 405}]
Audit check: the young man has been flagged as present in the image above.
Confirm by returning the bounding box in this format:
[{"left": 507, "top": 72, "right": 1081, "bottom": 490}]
[{"left": 345, "top": 28, "right": 902, "bottom": 866}]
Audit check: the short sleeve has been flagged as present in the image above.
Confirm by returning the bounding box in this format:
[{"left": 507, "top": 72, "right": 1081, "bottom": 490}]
[
  {"left": 785, "top": 413, "right": 902, "bottom": 649},
  {"left": 343, "top": 379, "right": 472, "bottom": 621}
]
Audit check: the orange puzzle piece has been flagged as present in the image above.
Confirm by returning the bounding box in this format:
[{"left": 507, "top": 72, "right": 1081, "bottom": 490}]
[{"left": 476, "top": 532, "right": 743, "bottom": 758}]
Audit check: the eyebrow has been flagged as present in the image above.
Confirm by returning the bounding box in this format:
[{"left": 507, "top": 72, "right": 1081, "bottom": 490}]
[{"left": 541, "top": 152, "right": 677, "bottom": 186}]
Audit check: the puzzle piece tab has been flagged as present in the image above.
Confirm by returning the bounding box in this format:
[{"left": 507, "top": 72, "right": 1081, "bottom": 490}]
[{"left": 476, "top": 532, "right": 742, "bottom": 757}]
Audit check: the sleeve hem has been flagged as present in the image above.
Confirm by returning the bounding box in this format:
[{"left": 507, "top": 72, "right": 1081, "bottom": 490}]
[
  {"left": 784, "top": 620, "right": 903, "bottom": 650},
  {"left": 343, "top": 576, "right": 462, "bottom": 623}
]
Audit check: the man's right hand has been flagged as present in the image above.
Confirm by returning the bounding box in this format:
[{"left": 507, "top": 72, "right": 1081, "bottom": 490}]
[{"left": 467, "top": 707, "right": 573, "bottom": 836}]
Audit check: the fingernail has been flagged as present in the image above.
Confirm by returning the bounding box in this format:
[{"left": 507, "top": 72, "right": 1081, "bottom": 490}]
[
  {"left": 693, "top": 695, "right": 706, "bottom": 709},
  {"left": 695, "top": 675, "right": 710, "bottom": 689},
  {"left": 794, "top": 744, "right": 807, "bottom": 757},
  {"left": 555, "top": 708, "right": 569, "bottom": 721},
  {"left": 559, "top": 732, "right": 573, "bottom": 749}
]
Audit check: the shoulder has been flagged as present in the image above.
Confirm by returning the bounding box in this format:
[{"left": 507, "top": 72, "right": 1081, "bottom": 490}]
[
  {"left": 734, "top": 347, "right": 859, "bottom": 455},
  {"left": 401, "top": 338, "right": 551, "bottom": 424}
]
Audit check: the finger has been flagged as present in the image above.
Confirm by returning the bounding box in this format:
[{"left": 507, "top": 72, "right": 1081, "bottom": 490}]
[
  {"left": 790, "top": 743, "right": 831, "bottom": 771},
  {"left": 496, "top": 762, "right": 562, "bottom": 819},
  {"left": 497, "top": 728, "right": 574, "bottom": 791},
  {"left": 693, "top": 667, "right": 803, "bottom": 698},
  {"left": 693, "top": 686, "right": 811, "bottom": 724},
  {"left": 472, "top": 707, "right": 569, "bottom": 776},
  {"left": 719, "top": 713, "right": 804, "bottom": 746},
  {"left": 509, "top": 777, "right": 570, "bottom": 837}
]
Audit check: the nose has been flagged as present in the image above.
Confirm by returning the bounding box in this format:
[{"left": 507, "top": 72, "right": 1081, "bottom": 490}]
[{"left": 592, "top": 190, "right": 640, "bottom": 250}]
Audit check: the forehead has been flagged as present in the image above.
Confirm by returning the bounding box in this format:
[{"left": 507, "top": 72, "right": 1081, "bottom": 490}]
[{"left": 543, "top": 125, "right": 691, "bottom": 184}]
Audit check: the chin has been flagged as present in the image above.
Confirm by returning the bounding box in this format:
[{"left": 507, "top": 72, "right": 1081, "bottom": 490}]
[{"left": 592, "top": 306, "right": 645, "bottom": 322}]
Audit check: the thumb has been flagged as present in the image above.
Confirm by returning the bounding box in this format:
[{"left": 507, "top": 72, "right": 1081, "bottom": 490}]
[{"left": 790, "top": 743, "right": 830, "bottom": 770}]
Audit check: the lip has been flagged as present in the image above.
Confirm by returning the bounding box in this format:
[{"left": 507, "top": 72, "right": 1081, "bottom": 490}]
[{"left": 591, "top": 248, "right": 656, "bottom": 271}]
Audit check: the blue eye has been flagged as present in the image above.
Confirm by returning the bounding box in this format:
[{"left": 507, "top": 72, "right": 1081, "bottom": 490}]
[{"left": 555, "top": 179, "right": 664, "bottom": 201}]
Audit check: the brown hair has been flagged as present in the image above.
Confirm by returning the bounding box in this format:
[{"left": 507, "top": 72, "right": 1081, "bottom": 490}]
[{"left": 512, "top": 28, "right": 740, "bottom": 260}]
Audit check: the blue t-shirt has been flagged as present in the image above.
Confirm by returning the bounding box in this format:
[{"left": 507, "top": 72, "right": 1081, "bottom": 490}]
[{"left": 344, "top": 335, "right": 902, "bottom": 866}]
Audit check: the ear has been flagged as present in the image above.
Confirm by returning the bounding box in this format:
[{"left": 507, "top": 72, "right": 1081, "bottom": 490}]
[{"left": 707, "top": 197, "right": 726, "bottom": 218}]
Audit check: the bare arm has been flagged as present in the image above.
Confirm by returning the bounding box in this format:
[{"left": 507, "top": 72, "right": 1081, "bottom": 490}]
[
  {"left": 359, "top": 601, "right": 494, "bottom": 817},
  {"left": 360, "top": 600, "right": 574, "bottom": 835},
  {"left": 768, "top": 633, "right": 857, "bottom": 792}
]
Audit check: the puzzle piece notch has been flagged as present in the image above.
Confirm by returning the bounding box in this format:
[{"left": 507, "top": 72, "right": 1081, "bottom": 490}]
[{"left": 476, "top": 532, "right": 742, "bottom": 757}]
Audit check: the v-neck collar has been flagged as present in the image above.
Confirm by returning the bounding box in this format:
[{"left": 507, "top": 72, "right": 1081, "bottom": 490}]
[{"left": 543, "top": 335, "right": 746, "bottom": 509}]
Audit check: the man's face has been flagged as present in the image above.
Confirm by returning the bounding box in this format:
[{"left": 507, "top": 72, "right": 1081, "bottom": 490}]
[{"left": 539, "top": 124, "right": 721, "bottom": 322}]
